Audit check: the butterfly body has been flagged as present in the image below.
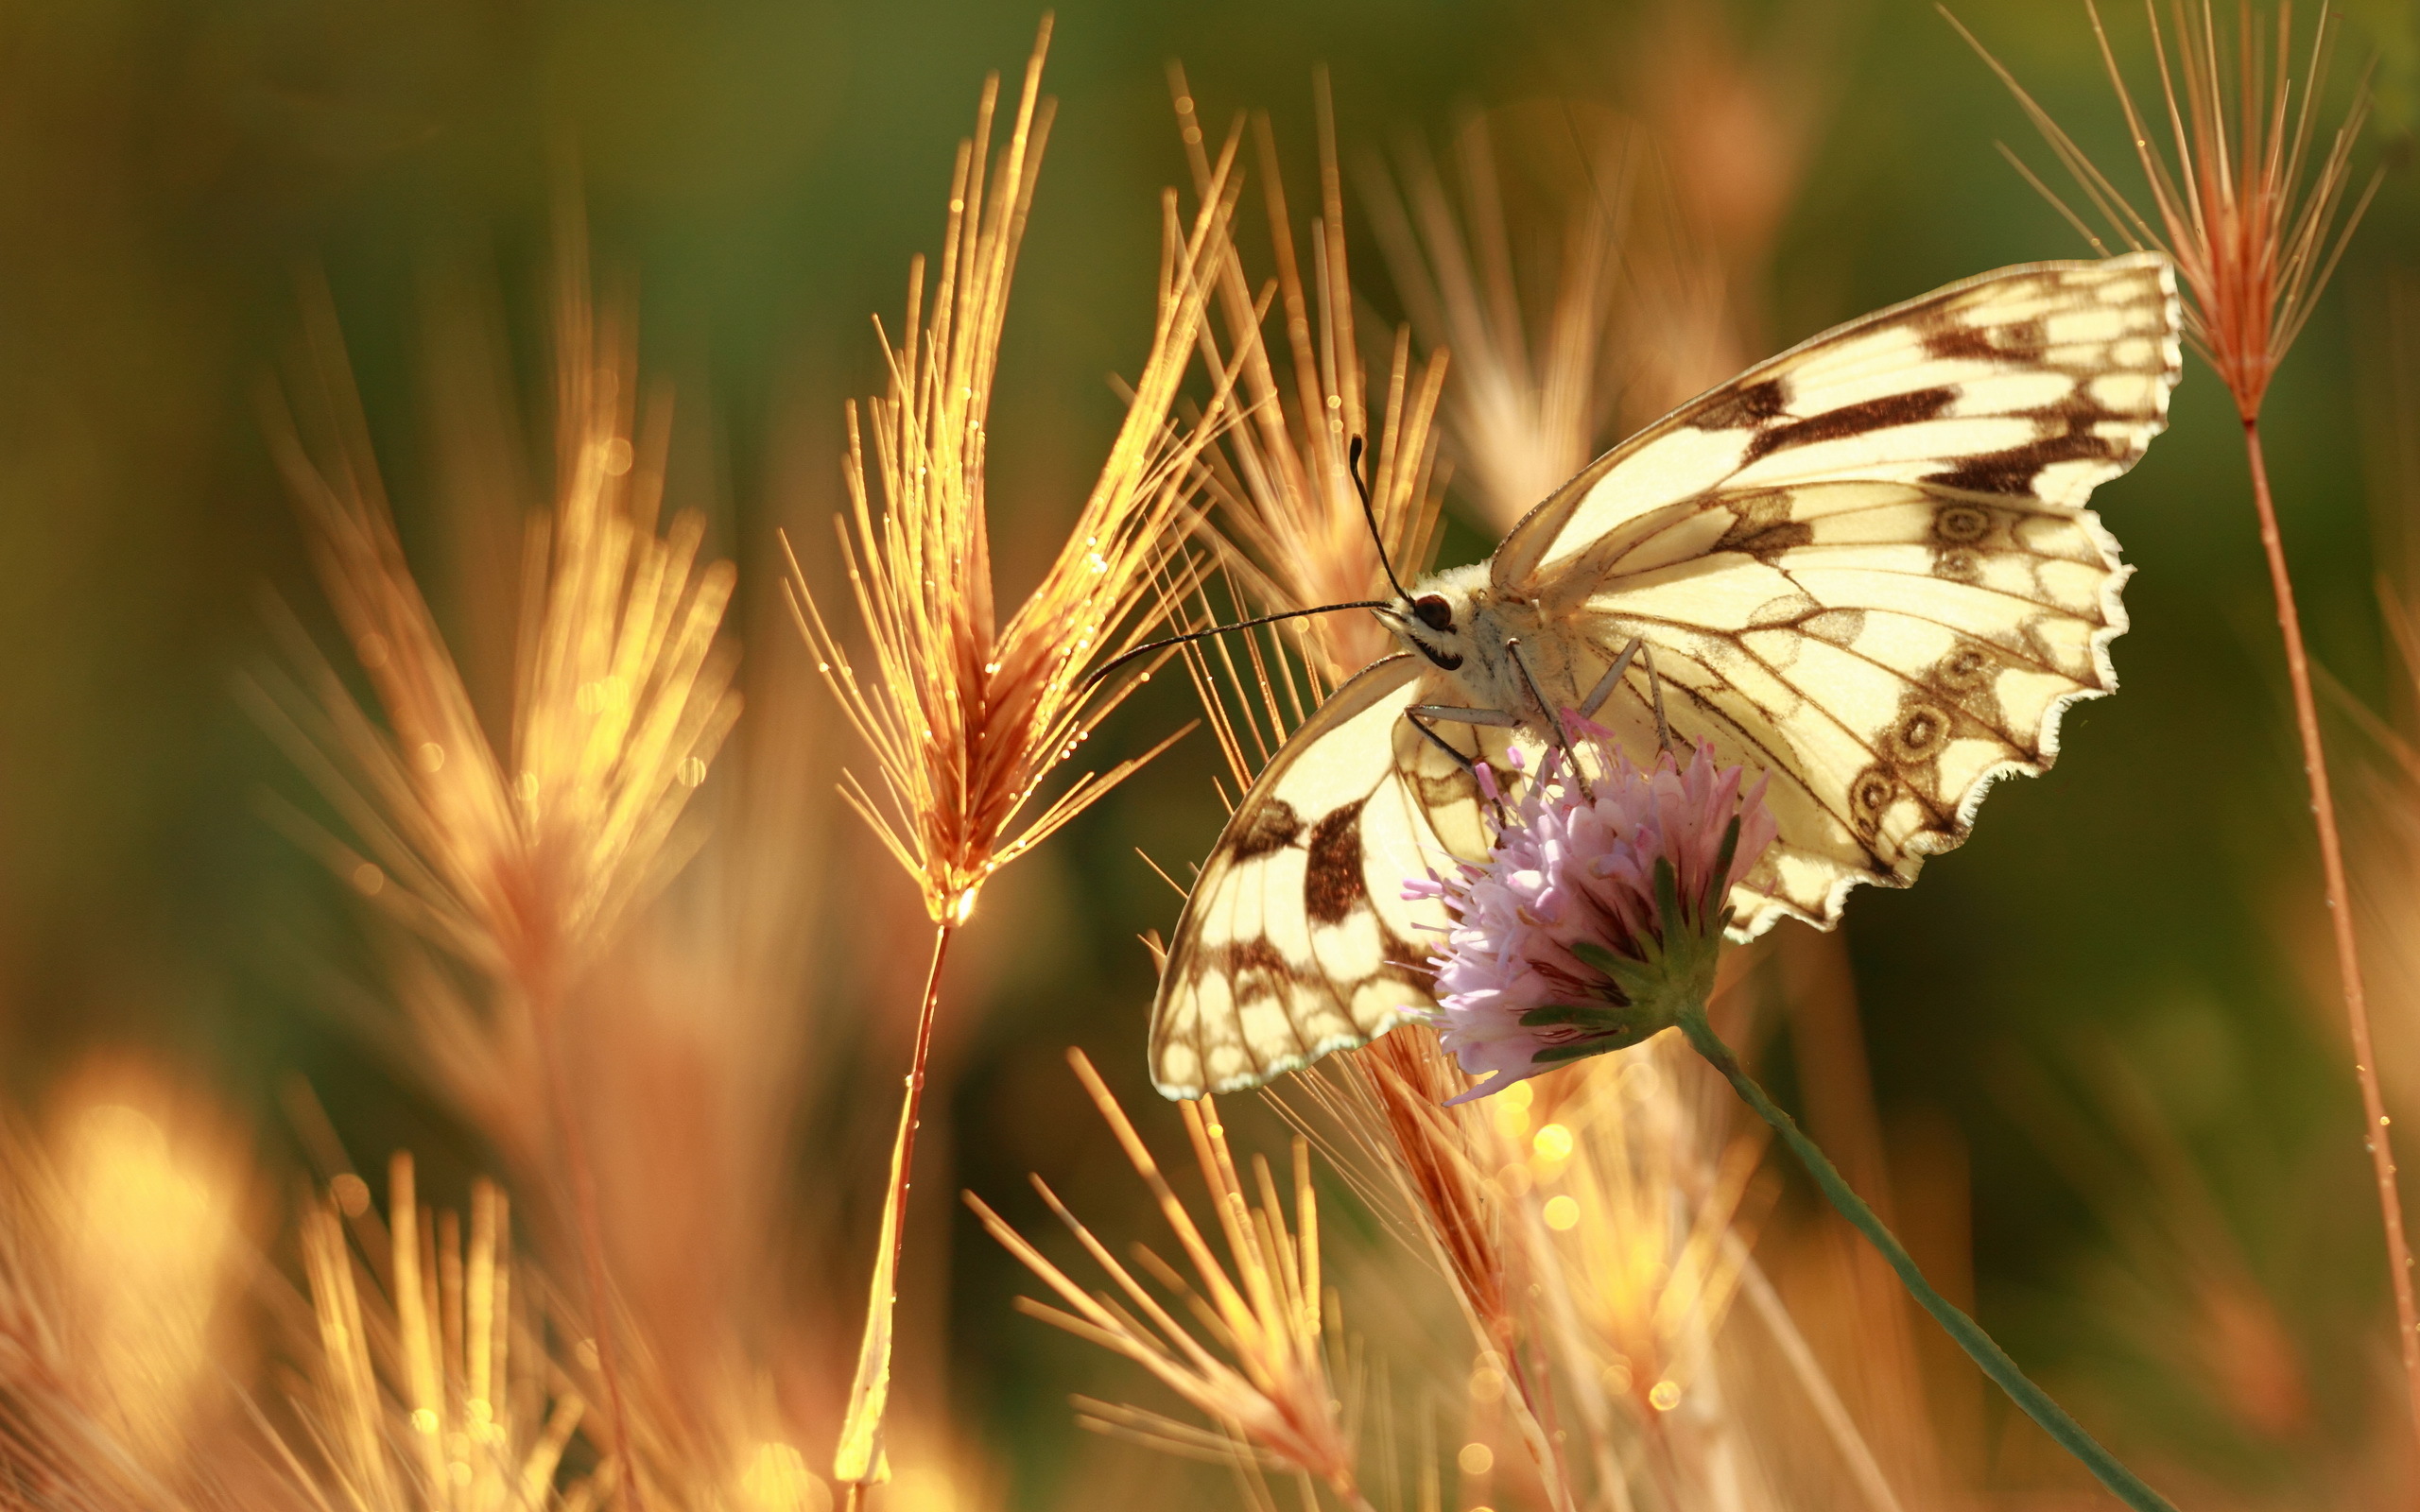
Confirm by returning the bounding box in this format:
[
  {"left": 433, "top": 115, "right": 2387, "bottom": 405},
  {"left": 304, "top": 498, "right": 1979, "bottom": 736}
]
[
  {"left": 1153, "top": 253, "right": 2182, "bottom": 1100},
  {"left": 1374, "top": 565, "right": 1590, "bottom": 727}
]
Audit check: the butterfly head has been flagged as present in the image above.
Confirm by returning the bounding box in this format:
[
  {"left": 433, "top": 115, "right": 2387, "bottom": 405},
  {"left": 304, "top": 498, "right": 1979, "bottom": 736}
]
[{"left": 1376, "top": 565, "right": 1489, "bottom": 675}]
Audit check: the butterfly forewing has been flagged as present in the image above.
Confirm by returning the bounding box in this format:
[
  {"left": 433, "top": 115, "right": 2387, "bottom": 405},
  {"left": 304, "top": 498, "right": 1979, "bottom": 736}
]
[
  {"left": 1497, "top": 253, "right": 2179, "bottom": 587},
  {"left": 1150, "top": 655, "right": 1499, "bottom": 1099}
]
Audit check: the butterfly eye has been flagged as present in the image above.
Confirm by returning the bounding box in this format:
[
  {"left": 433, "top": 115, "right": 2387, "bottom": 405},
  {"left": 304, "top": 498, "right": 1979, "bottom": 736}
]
[{"left": 1412, "top": 594, "right": 1455, "bottom": 632}]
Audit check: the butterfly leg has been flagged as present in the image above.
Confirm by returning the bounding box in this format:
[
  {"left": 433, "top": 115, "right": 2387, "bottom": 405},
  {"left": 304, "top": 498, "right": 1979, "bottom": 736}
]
[
  {"left": 1405, "top": 704, "right": 1518, "bottom": 728},
  {"left": 1503, "top": 639, "right": 1569, "bottom": 747},
  {"left": 1579, "top": 636, "right": 1645, "bottom": 720},
  {"left": 1402, "top": 709, "right": 1514, "bottom": 825},
  {"left": 1642, "top": 644, "right": 1676, "bottom": 758},
  {"left": 1505, "top": 637, "right": 1594, "bottom": 797},
  {"left": 1402, "top": 709, "right": 1495, "bottom": 779}
]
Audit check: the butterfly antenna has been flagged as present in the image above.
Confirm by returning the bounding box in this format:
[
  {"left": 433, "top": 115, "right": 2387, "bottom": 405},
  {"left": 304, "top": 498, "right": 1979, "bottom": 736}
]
[
  {"left": 1347, "top": 435, "right": 1411, "bottom": 602},
  {"left": 1081, "top": 600, "right": 1394, "bottom": 693}
]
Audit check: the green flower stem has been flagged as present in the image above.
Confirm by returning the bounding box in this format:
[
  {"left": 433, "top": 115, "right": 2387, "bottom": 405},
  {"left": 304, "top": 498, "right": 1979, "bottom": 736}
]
[{"left": 1675, "top": 1006, "right": 2178, "bottom": 1512}]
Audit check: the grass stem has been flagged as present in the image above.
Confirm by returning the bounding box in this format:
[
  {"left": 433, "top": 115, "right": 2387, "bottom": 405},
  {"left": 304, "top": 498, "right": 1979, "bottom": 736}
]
[
  {"left": 2239, "top": 416, "right": 2420, "bottom": 1443},
  {"left": 1676, "top": 1007, "right": 2177, "bottom": 1512},
  {"left": 540, "top": 988, "right": 645, "bottom": 1512},
  {"left": 835, "top": 920, "right": 959, "bottom": 1490}
]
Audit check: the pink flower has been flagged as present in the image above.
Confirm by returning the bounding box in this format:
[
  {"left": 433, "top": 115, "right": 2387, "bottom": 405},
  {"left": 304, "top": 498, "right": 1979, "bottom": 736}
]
[{"left": 1407, "top": 732, "right": 1778, "bottom": 1102}]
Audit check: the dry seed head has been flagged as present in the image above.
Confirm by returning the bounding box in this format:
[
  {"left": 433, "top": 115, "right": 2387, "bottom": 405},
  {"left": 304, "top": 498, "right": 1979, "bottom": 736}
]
[
  {"left": 1518, "top": 1045, "right": 1765, "bottom": 1428},
  {"left": 1321, "top": 1029, "right": 1512, "bottom": 1338},
  {"left": 0, "top": 1081, "right": 245, "bottom": 1510},
  {"left": 262, "top": 231, "right": 740, "bottom": 1003},
  {"left": 289, "top": 1154, "right": 597, "bottom": 1510},
  {"left": 1361, "top": 111, "right": 1628, "bottom": 532},
  {"left": 1290, "top": 1030, "right": 1582, "bottom": 1510},
  {"left": 788, "top": 20, "right": 1238, "bottom": 925},
  {"left": 1954, "top": 0, "right": 2379, "bottom": 421},
  {"left": 1292, "top": 1026, "right": 1905, "bottom": 1508},
  {"left": 967, "top": 1050, "right": 1366, "bottom": 1503},
  {"left": 1626, "top": 0, "right": 1824, "bottom": 281},
  {"left": 1173, "top": 69, "right": 1449, "bottom": 684},
  {"left": 51, "top": 1101, "right": 233, "bottom": 1479},
  {"left": 1607, "top": 0, "right": 1840, "bottom": 425}
]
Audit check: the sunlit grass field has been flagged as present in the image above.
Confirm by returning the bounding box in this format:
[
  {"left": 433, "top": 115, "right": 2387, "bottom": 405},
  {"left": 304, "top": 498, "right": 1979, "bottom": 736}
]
[{"left": 2, "top": 1, "right": 2417, "bottom": 1507}]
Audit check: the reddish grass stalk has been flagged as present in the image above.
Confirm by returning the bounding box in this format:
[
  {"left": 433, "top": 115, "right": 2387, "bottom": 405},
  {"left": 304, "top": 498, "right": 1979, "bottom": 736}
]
[
  {"left": 1954, "top": 0, "right": 2402, "bottom": 1448},
  {"left": 834, "top": 922, "right": 956, "bottom": 1500},
  {"left": 887, "top": 925, "right": 958, "bottom": 1320},
  {"left": 538, "top": 1004, "right": 645, "bottom": 1512},
  {"left": 2241, "top": 419, "right": 2420, "bottom": 1431}
]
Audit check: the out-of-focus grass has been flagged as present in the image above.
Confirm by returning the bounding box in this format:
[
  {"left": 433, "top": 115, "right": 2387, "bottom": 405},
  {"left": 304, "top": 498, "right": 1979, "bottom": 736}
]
[{"left": 0, "top": 1, "right": 2415, "bottom": 1507}]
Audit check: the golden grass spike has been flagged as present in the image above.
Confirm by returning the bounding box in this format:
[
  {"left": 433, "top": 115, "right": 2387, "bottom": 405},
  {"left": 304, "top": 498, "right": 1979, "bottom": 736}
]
[
  {"left": 1170, "top": 67, "right": 1448, "bottom": 686},
  {"left": 281, "top": 1160, "right": 599, "bottom": 1512},
  {"left": 969, "top": 1050, "right": 1372, "bottom": 1509},
  {"left": 1957, "top": 0, "right": 2406, "bottom": 1462},
  {"left": 1950, "top": 0, "right": 2377, "bottom": 421},
  {"left": 0, "top": 1090, "right": 245, "bottom": 1512},
  {"left": 806, "top": 19, "right": 1243, "bottom": 1493},
  {"left": 789, "top": 18, "right": 1236, "bottom": 931},
  {"left": 1284, "top": 1021, "right": 1920, "bottom": 1507},
  {"left": 1360, "top": 110, "right": 1626, "bottom": 533},
  {"left": 262, "top": 199, "right": 746, "bottom": 1512},
  {"left": 267, "top": 250, "right": 741, "bottom": 990},
  {"left": 388, "top": 1155, "right": 450, "bottom": 1498},
  {"left": 54, "top": 1097, "right": 235, "bottom": 1485}
]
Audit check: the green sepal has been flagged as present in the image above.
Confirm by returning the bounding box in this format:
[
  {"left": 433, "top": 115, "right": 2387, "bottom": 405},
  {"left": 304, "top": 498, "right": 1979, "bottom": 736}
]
[
  {"left": 1531, "top": 1040, "right": 1624, "bottom": 1065},
  {"left": 1516, "top": 1002, "right": 1621, "bottom": 1028},
  {"left": 1516, "top": 850, "right": 1736, "bottom": 1076},
  {"left": 1651, "top": 856, "right": 1683, "bottom": 936},
  {"left": 1549, "top": 876, "right": 1727, "bottom": 1058},
  {"left": 1706, "top": 815, "right": 1744, "bottom": 930},
  {"left": 1566, "top": 939, "right": 1635, "bottom": 983}
]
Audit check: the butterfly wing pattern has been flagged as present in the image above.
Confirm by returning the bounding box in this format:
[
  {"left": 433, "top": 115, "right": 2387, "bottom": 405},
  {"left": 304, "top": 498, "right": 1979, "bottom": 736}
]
[
  {"left": 1151, "top": 253, "right": 2181, "bottom": 1097},
  {"left": 1499, "top": 252, "right": 2180, "bottom": 934},
  {"left": 1149, "top": 655, "right": 1504, "bottom": 1100}
]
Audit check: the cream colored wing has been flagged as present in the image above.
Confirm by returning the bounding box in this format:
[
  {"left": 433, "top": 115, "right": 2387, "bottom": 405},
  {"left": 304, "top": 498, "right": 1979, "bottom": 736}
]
[
  {"left": 1554, "top": 480, "right": 2135, "bottom": 934},
  {"left": 1495, "top": 253, "right": 2180, "bottom": 589},
  {"left": 1150, "top": 654, "right": 1505, "bottom": 1100},
  {"left": 1507, "top": 255, "right": 2180, "bottom": 934}
]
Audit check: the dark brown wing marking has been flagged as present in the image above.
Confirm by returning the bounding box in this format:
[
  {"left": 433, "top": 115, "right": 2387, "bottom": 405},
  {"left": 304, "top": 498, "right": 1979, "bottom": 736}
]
[
  {"left": 1923, "top": 315, "right": 2046, "bottom": 363},
  {"left": 1304, "top": 803, "right": 1367, "bottom": 926},
  {"left": 1689, "top": 376, "right": 1789, "bottom": 431},
  {"left": 1716, "top": 491, "right": 1817, "bottom": 562},
  {"left": 1231, "top": 799, "right": 1304, "bottom": 860},
  {"left": 1926, "top": 391, "right": 2139, "bottom": 497},
  {"left": 1742, "top": 387, "right": 1959, "bottom": 465},
  {"left": 1150, "top": 656, "right": 1483, "bottom": 1099}
]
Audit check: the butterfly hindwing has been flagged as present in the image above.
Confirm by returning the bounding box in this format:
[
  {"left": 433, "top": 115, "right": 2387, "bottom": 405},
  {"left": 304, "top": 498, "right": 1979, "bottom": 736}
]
[
  {"left": 1150, "top": 655, "right": 1500, "bottom": 1100},
  {"left": 1551, "top": 480, "right": 2131, "bottom": 930},
  {"left": 1512, "top": 254, "right": 2175, "bottom": 932}
]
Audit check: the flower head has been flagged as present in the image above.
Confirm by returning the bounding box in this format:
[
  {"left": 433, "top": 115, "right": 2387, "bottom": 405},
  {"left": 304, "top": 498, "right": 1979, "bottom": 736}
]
[{"left": 1410, "top": 734, "right": 1777, "bottom": 1100}]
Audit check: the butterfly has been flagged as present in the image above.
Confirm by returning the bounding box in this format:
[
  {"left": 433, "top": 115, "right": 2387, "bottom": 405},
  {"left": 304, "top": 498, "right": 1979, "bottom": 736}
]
[{"left": 1150, "top": 252, "right": 2183, "bottom": 1100}]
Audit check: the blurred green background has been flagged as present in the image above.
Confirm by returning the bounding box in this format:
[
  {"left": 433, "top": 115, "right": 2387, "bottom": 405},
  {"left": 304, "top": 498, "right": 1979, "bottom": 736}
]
[{"left": 3, "top": 0, "right": 2418, "bottom": 1503}]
